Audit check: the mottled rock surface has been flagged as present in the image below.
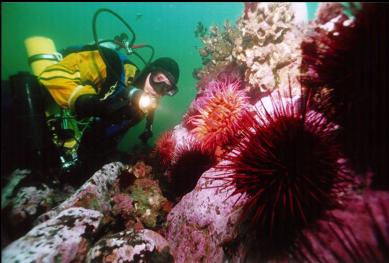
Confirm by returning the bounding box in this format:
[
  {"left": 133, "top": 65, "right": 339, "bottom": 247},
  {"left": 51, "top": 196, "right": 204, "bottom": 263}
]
[
  {"left": 86, "top": 229, "right": 173, "bottom": 262},
  {"left": 166, "top": 166, "right": 247, "bottom": 262},
  {"left": 1, "top": 169, "right": 30, "bottom": 209},
  {"left": 37, "top": 162, "right": 126, "bottom": 223},
  {"left": 2, "top": 172, "right": 75, "bottom": 248},
  {"left": 7, "top": 185, "right": 54, "bottom": 225},
  {"left": 167, "top": 172, "right": 389, "bottom": 263},
  {"left": 2, "top": 207, "right": 103, "bottom": 263}
]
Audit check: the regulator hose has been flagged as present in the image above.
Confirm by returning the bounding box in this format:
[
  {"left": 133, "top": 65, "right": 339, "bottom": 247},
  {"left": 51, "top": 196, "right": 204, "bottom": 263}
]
[{"left": 92, "top": 8, "right": 155, "bottom": 89}]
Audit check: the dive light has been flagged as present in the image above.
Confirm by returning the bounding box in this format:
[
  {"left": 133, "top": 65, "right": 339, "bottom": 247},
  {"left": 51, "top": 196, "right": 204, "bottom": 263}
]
[{"left": 128, "top": 87, "right": 158, "bottom": 113}]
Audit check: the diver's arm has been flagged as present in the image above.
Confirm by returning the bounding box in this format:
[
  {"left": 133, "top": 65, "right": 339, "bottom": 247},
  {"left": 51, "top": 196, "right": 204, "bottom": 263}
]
[
  {"left": 145, "top": 109, "right": 155, "bottom": 133},
  {"left": 38, "top": 50, "right": 104, "bottom": 110},
  {"left": 139, "top": 109, "right": 155, "bottom": 143},
  {"left": 74, "top": 91, "right": 133, "bottom": 120},
  {"left": 39, "top": 63, "right": 96, "bottom": 109}
]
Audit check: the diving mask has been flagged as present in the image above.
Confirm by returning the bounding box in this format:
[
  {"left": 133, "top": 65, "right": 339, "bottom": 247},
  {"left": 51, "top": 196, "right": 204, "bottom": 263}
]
[{"left": 149, "top": 70, "right": 178, "bottom": 96}]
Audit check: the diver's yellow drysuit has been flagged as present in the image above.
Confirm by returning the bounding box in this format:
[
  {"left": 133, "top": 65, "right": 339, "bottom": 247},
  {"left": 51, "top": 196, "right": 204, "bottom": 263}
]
[{"left": 38, "top": 46, "right": 137, "bottom": 112}]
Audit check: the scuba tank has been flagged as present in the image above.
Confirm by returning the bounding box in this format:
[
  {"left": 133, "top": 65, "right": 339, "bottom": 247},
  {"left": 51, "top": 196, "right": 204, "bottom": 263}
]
[
  {"left": 25, "top": 36, "right": 62, "bottom": 76},
  {"left": 23, "top": 37, "right": 80, "bottom": 175},
  {"left": 8, "top": 72, "right": 60, "bottom": 174}
]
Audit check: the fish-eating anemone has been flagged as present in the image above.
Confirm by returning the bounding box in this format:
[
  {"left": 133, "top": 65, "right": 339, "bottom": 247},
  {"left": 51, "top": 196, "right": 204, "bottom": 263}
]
[{"left": 186, "top": 76, "right": 249, "bottom": 153}]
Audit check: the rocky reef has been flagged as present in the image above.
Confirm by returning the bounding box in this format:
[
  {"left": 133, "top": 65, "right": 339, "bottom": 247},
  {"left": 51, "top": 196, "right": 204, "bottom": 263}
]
[
  {"left": 2, "top": 207, "right": 103, "bottom": 262},
  {"left": 2, "top": 162, "right": 174, "bottom": 262},
  {"left": 2, "top": 3, "right": 388, "bottom": 263},
  {"left": 86, "top": 229, "right": 173, "bottom": 262}
]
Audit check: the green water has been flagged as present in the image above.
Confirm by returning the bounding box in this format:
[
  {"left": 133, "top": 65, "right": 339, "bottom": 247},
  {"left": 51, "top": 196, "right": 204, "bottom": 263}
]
[{"left": 1, "top": 2, "right": 319, "bottom": 153}]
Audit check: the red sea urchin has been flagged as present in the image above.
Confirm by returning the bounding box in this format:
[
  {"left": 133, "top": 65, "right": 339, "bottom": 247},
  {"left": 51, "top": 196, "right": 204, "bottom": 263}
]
[
  {"left": 167, "top": 137, "right": 216, "bottom": 200},
  {"left": 186, "top": 76, "right": 250, "bottom": 152},
  {"left": 154, "top": 129, "right": 176, "bottom": 170},
  {"left": 211, "top": 90, "right": 349, "bottom": 258},
  {"left": 301, "top": 3, "right": 389, "bottom": 189},
  {"left": 290, "top": 192, "right": 389, "bottom": 263}
]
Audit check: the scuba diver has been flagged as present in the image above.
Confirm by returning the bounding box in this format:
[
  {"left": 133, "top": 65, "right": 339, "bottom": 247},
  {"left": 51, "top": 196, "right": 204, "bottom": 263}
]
[
  {"left": 37, "top": 43, "right": 180, "bottom": 183},
  {"left": 1, "top": 9, "right": 180, "bottom": 186}
]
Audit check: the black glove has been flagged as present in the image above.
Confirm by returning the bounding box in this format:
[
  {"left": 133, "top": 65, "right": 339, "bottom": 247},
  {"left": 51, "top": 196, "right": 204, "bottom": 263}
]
[
  {"left": 139, "top": 129, "right": 153, "bottom": 144},
  {"left": 74, "top": 94, "right": 103, "bottom": 119},
  {"left": 75, "top": 90, "right": 138, "bottom": 123}
]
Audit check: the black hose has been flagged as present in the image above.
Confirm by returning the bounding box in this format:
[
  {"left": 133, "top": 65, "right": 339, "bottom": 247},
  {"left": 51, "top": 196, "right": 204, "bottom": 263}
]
[
  {"left": 93, "top": 8, "right": 136, "bottom": 47},
  {"left": 93, "top": 9, "right": 133, "bottom": 89},
  {"left": 92, "top": 8, "right": 155, "bottom": 88},
  {"left": 134, "top": 44, "right": 155, "bottom": 65}
]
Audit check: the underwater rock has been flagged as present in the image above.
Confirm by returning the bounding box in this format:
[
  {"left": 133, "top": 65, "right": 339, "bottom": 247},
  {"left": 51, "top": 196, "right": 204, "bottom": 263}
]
[
  {"left": 2, "top": 174, "right": 75, "bottom": 248},
  {"left": 86, "top": 229, "right": 173, "bottom": 262},
  {"left": 130, "top": 178, "right": 169, "bottom": 229},
  {"left": 111, "top": 175, "right": 171, "bottom": 231},
  {"left": 6, "top": 185, "right": 54, "bottom": 225},
  {"left": 3, "top": 182, "right": 76, "bottom": 244},
  {"left": 2, "top": 207, "right": 103, "bottom": 263},
  {"left": 166, "top": 166, "right": 247, "bottom": 262},
  {"left": 1, "top": 169, "right": 30, "bottom": 209},
  {"left": 33, "top": 161, "right": 170, "bottom": 234},
  {"left": 2, "top": 184, "right": 56, "bottom": 248},
  {"left": 37, "top": 162, "right": 126, "bottom": 223},
  {"left": 167, "top": 163, "right": 388, "bottom": 263}
]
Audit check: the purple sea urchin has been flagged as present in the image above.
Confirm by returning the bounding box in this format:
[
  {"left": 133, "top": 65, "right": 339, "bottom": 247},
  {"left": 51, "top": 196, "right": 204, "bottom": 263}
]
[{"left": 210, "top": 90, "right": 349, "bottom": 258}]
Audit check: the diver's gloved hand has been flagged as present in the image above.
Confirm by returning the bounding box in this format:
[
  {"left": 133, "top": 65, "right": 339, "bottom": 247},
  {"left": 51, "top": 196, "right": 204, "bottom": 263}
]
[
  {"left": 74, "top": 89, "right": 136, "bottom": 122},
  {"left": 139, "top": 129, "right": 153, "bottom": 144},
  {"left": 74, "top": 94, "right": 104, "bottom": 119}
]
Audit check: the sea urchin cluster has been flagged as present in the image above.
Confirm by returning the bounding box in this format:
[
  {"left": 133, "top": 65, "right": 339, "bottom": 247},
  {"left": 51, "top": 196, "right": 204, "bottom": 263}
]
[
  {"left": 300, "top": 3, "right": 389, "bottom": 189},
  {"left": 211, "top": 90, "right": 349, "bottom": 258}
]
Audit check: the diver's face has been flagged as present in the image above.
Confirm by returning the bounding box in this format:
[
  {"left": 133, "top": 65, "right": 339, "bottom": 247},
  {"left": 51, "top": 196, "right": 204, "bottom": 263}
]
[
  {"left": 144, "top": 74, "right": 160, "bottom": 97},
  {"left": 148, "top": 71, "right": 177, "bottom": 96},
  {"left": 152, "top": 72, "right": 172, "bottom": 86},
  {"left": 144, "top": 72, "right": 172, "bottom": 96}
]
